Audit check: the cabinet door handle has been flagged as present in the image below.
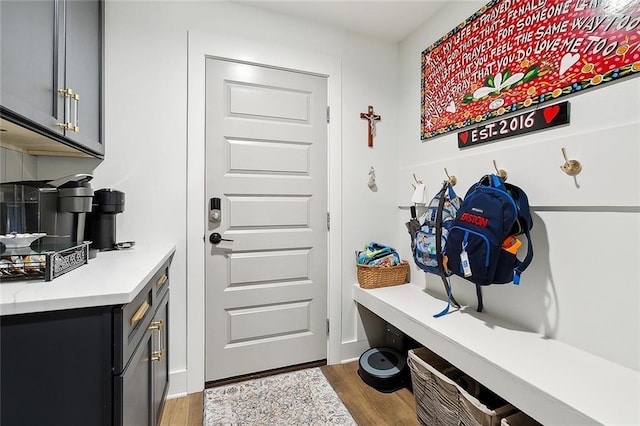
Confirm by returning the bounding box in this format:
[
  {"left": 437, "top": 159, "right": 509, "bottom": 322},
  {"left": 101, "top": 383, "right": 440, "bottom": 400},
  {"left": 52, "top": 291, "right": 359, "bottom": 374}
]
[
  {"left": 57, "top": 122, "right": 74, "bottom": 130},
  {"left": 56, "top": 88, "right": 79, "bottom": 132},
  {"left": 150, "top": 319, "right": 165, "bottom": 362},
  {"left": 148, "top": 320, "right": 164, "bottom": 331},
  {"left": 71, "top": 92, "right": 80, "bottom": 132},
  {"left": 156, "top": 274, "right": 168, "bottom": 288},
  {"left": 130, "top": 300, "right": 150, "bottom": 326},
  {"left": 57, "top": 88, "right": 72, "bottom": 130}
]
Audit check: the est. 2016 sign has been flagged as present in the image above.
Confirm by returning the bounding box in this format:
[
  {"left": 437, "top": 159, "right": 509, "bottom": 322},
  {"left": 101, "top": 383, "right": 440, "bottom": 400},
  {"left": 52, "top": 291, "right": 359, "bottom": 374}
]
[
  {"left": 458, "top": 101, "right": 570, "bottom": 147},
  {"left": 421, "top": 0, "right": 640, "bottom": 140}
]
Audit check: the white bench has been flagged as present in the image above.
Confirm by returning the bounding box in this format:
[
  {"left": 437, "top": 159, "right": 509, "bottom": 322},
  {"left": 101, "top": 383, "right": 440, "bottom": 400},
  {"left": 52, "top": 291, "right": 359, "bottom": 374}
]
[{"left": 353, "top": 283, "right": 640, "bottom": 425}]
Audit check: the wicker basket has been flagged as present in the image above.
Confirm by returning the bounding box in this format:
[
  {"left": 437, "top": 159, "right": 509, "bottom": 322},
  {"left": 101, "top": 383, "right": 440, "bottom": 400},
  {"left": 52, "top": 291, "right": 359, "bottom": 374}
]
[
  {"left": 408, "top": 347, "right": 516, "bottom": 426},
  {"left": 357, "top": 261, "right": 408, "bottom": 289}
]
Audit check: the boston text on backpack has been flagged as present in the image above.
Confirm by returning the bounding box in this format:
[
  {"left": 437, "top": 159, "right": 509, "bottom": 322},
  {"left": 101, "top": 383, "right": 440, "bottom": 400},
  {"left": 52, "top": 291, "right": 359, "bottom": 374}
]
[
  {"left": 444, "top": 174, "right": 533, "bottom": 312},
  {"left": 409, "top": 180, "right": 462, "bottom": 315}
]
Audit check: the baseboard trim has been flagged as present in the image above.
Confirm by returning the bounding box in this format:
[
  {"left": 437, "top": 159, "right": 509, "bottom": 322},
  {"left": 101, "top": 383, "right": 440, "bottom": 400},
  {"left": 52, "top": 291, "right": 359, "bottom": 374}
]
[
  {"left": 341, "top": 339, "right": 370, "bottom": 362},
  {"left": 167, "top": 368, "right": 188, "bottom": 399}
]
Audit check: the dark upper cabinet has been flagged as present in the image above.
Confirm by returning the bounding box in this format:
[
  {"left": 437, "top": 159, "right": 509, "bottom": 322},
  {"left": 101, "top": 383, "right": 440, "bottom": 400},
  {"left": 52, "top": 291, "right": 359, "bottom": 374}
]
[
  {"left": 0, "top": 1, "right": 64, "bottom": 135},
  {"left": 63, "top": 0, "right": 103, "bottom": 155},
  {"left": 0, "top": 0, "right": 104, "bottom": 158}
]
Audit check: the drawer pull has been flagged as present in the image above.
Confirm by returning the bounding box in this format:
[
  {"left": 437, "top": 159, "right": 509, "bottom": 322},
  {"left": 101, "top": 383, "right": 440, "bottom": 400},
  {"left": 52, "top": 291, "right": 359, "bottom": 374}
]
[
  {"left": 148, "top": 320, "right": 164, "bottom": 331},
  {"left": 156, "top": 274, "right": 168, "bottom": 288},
  {"left": 130, "top": 300, "right": 150, "bottom": 326}
]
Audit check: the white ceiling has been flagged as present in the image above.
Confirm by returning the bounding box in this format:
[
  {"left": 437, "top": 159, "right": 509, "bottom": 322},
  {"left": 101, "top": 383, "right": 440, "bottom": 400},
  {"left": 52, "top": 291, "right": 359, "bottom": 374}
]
[{"left": 235, "top": 1, "right": 448, "bottom": 42}]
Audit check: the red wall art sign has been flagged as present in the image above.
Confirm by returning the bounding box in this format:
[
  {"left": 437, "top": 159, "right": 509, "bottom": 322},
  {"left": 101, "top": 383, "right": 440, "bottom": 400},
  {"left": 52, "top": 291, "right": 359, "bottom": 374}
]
[{"left": 421, "top": 0, "right": 640, "bottom": 140}]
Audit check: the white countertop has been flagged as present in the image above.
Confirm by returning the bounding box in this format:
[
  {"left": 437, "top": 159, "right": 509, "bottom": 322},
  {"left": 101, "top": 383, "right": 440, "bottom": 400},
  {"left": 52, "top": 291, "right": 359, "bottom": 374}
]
[
  {"left": 0, "top": 243, "right": 176, "bottom": 316},
  {"left": 354, "top": 283, "right": 640, "bottom": 426}
]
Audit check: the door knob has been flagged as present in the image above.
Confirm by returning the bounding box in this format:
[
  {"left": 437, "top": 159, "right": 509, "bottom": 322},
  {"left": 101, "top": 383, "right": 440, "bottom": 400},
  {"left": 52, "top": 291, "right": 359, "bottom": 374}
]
[{"left": 209, "top": 232, "right": 233, "bottom": 245}]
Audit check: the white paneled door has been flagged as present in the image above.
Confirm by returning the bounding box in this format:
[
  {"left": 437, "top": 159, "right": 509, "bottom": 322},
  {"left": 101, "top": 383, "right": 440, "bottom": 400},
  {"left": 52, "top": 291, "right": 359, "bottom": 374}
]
[{"left": 204, "top": 58, "right": 328, "bottom": 381}]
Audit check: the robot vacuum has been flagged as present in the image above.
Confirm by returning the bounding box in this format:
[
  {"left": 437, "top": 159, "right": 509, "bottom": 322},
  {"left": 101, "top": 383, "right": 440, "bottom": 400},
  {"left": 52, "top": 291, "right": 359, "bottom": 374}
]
[{"left": 357, "top": 347, "right": 408, "bottom": 393}]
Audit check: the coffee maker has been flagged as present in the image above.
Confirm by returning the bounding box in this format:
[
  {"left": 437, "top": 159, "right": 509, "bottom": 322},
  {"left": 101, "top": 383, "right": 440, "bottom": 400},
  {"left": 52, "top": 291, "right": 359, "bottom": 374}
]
[
  {"left": 0, "top": 174, "right": 94, "bottom": 246},
  {"left": 85, "top": 188, "right": 125, "bottom": 251}
]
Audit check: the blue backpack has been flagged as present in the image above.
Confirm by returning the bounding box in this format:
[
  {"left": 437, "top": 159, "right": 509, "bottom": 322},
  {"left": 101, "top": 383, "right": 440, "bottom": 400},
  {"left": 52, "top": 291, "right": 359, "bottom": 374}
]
[
  {"left": 445, "top": 174, "right": 533, "bottom": 312},
  {"left": 409, "top": 181, "right": 463, "bottom": 314}
]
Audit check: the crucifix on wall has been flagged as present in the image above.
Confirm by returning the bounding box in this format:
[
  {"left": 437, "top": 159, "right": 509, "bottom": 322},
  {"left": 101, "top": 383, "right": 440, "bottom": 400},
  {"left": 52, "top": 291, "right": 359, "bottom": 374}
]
[{"left": 360, "top": 105, "right": 381, "bottom": 147}]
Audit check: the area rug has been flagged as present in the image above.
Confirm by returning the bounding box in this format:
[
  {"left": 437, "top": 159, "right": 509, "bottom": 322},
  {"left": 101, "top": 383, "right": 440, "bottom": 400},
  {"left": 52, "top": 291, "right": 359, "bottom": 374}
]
[{"left": 203, "top": 367, "right": 356, "bottom": 425}]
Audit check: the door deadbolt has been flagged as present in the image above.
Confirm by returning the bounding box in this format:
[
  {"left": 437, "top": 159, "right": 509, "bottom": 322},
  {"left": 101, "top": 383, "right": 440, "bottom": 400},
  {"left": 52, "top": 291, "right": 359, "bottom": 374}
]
[
  {"left": 209, "top": 233, "right": 233, "bottom": 245},
  {"left": 210, "top": 197, "right": 221, "bottom": 222}
]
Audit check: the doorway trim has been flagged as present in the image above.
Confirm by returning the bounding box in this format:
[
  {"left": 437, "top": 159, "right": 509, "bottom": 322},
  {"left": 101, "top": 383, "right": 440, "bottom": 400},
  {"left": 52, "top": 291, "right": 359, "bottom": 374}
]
[{"left": 186, "top": 30, "right": 342, "bottom": 394}]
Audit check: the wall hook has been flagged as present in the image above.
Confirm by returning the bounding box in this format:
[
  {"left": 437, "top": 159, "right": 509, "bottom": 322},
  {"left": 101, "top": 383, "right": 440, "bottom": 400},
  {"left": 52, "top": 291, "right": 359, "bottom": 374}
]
[
  {"left": 492, "top": 160, "right": 508, "bottom": 180},
  {"left": 444, "top": 168, "right": 457, "bottom": 186},
  {"left": 411, "top": 173, "right": 423, "bottom": 189},
  {"left": 368, "top": 166, "right": 377, "bottom": 188},
  {"left": 560, "top": 147, "right": 582, "bottom": 176}
]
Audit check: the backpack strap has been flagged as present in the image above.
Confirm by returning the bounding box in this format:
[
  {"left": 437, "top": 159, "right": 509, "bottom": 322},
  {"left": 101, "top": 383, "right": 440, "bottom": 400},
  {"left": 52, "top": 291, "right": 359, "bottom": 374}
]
[
  {"left": 433, "top": 279, "right": 455, "bottom": 318},
  {"left": 446, "top": 182, "right": 458, "bottom": 201},
  {"left": 434, "top": 181, "right": 460, "bottom": 317},
  {"left": 489, "top": 174, "right": 507, "bottom": 190},
  {"left": 475, "top": 284, "right": 484, "bottom": 312},
  {"left": 513, "top": 227, "right": 534, "bottom": 285}
]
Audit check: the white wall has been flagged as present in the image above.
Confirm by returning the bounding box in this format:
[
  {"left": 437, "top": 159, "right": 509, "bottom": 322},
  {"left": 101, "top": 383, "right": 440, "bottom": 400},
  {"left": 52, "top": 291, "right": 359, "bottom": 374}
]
[{"left": 396, "top": 1, "right": 640, "bottom": 372}]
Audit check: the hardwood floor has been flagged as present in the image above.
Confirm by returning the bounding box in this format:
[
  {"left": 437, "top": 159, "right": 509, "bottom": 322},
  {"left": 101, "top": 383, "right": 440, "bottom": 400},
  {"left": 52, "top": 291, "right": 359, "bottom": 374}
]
[
  {"left": 321, "top": 361, "right": 419, "bottom": 426},
  {"left": 159, "top": 360, "right": 418, "bottom": 425},
  {"left": 159, "top": 392, "right": 203, "bottom": 426}
]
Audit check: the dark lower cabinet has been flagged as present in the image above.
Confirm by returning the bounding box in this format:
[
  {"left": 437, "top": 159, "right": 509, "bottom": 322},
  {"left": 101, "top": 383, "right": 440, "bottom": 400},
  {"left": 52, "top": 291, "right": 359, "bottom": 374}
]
[
  {"left": 152, "top": 296, "right": 170, "bottom": 425},
  {"left": 0, "top": 306, "right": 113, "bottom": 426},
  {"left": 0, "top": 260, "right": 171, "bottom": 426},
  {"left": 115, "top": 292, "right": 169, "bottom": 426},
  {"left": 118, "top": 327, "right": 153, "bottom": 426}
]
